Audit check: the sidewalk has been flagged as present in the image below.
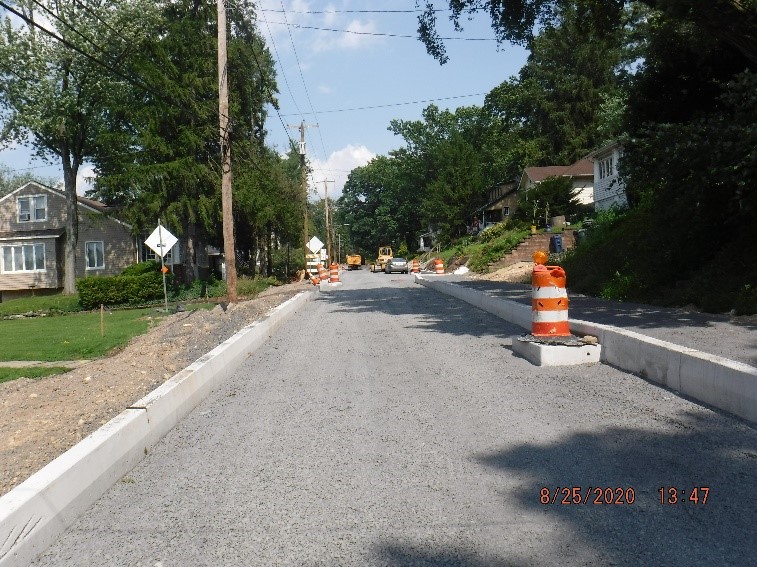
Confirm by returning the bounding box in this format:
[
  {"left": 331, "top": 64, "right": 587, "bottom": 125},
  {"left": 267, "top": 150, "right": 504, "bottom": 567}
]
[
  {"left": 458, "top": 277, "right": 757, "bottom": 367},
  {"left": 0, "top": 360, "right": 90, "bottom": 369}
]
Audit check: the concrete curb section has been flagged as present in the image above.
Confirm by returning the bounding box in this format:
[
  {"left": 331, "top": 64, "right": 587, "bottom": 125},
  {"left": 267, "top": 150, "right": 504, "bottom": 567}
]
[
  {"left": 0, "top": 290, "right": 314, "bottom": 567},
  {"left": 415, "top": 275, "right": 757, "bottom": 424}
]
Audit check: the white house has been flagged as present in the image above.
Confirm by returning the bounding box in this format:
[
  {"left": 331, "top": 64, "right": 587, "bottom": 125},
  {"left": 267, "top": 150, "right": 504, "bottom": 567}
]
[{"left": 587, "top": 142, "right": 628, "bottom": 211}]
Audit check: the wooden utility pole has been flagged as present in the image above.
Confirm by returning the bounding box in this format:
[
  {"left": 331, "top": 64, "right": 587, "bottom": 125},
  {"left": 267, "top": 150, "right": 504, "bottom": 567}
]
[
  {"left": 218, "top": 0, "right": 237, "bottom": 302},
  {"left": 288, "top": 121, "right": 318, "bottom": 267},
  {"left": 323, "top": 179, "right": 334, "bottom": 263}
]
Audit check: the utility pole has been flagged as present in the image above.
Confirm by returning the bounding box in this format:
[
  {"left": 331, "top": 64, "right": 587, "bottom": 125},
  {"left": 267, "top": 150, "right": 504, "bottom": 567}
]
[
  {"left": 218, "top": 0, "right": 237, "bottom": 302},
  {"left": 323, "top": 179, "right": 334, "bottom": 264},
  {"left": 288, "top": 121, "right": 318, "bottom": 267}
]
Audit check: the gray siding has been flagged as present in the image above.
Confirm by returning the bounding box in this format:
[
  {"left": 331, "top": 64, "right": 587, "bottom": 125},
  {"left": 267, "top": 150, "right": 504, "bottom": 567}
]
[{"left": 0, "top": 182, "right": 136, "bottom": 294}]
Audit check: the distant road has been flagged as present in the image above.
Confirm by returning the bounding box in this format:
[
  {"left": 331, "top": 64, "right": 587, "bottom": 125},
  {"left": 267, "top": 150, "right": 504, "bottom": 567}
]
[{"left": 34, "top": 270, "right": 757, "bottom": 566}]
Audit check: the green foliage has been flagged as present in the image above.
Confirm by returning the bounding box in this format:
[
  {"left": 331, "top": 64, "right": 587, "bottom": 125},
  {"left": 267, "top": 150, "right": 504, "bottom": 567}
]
[
  {"left": 467, "top": 229, "right": 530, "bottom": 272},
  {"left": 513, "top": 176, "right": 588, "bottom": 225},
  {"left": 77, "top": 272, "right": 165, "bottom": 310},
  {"left": 0, "top": 293, "right": 81, "bottom": 317},
  {"left": 121, "top": 260, "right": 161, "bottom": 276},
  {"left": 734, "top": 285, "right": 757, "bottom": 316}
]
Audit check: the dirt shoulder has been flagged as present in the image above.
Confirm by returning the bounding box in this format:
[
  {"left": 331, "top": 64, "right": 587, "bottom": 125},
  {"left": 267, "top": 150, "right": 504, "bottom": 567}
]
[{"left": 0, "top": 282, "right": 310, "bottom": 497}]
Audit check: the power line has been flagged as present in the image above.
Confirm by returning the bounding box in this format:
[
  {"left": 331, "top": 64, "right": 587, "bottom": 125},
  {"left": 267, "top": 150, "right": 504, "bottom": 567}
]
[
  {"left": 260, "top": 9, "right": 447, "bottom": 15},
  {"left": 279, "top": 92, "right": 489, "bottom": 116},
  {"left": 277, "top": 2, "right": 331, "bottom": 180},
  {"left": 261, "top": 20, "right": 496, "bottom": 41}
]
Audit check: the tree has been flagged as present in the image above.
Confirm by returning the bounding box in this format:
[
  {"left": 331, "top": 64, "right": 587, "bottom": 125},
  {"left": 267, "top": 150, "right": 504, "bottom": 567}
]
[
  {"left": 512, "top": 175, "right": 586, "bottom": 225},
  {"left": 0, "top": 0, "right": 159, "bottom": 293},
  {"left": 417, "top": 1, "right": 757, "bottom": 65},
  {"left": 0, "top": 164, "right": 60, "bottom": 197},
  {"left": 87, "top": 0, "right": 282, "bottom": 281}
]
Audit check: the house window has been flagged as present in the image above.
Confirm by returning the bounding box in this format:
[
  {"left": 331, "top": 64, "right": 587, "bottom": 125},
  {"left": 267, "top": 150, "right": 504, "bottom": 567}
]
[
  {"left": 599, "top": 157, "right": 614, "bottom": 180},
  {"left": 17, "top": 195, "right": 47, "bottom": 222},
  {"left": 1, "top": 244, "right": 46, "bottom": 272},
  {"left": 503, "top": 206, "right": 511, "bottom": 216},
  {"left": 85, "top": 241, "right": 105, "bottom": 269}
]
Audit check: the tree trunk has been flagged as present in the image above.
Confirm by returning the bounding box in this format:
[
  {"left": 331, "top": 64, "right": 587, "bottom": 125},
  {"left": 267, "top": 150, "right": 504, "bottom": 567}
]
[
  {"left": 61, "top": 150, "right": 79, "bottom": 295},
  {"left": 266, "top": 221, "right": 273, "bottom": 277}
]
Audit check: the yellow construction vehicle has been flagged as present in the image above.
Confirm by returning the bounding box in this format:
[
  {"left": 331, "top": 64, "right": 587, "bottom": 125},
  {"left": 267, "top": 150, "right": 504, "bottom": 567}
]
[
  {"left": 370, "top": 246, "right": 393, "bottom": 272},
  {"left": 346, "top": 254, "right": 362, "bottom": 270}
]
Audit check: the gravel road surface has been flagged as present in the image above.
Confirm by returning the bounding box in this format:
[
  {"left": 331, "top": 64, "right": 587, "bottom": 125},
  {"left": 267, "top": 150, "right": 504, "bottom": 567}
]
[{"left": 34, "top": 270, "right": 757, "bottom": 566}]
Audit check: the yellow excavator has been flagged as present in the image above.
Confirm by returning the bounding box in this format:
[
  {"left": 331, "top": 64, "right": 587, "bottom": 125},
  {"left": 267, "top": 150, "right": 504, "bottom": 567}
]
[{"left": 370, "top": 246, "right": 393, "bottom": 272}]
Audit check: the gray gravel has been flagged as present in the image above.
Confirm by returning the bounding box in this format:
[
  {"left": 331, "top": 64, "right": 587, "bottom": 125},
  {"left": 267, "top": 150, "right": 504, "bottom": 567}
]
[{"left": 34, "top": 271, "right": 757, "bottom": 566}]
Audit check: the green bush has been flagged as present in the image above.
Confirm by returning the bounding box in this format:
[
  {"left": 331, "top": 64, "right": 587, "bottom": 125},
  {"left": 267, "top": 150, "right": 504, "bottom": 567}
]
[
  {"left": 121, "top": 260, "right": 161, "bottom": 276},
  {"left": 77, "top": 271, "right": 165, "bottom": 309},
  {"left": 734, "top": 285, "right": 757, "bottom": 315}
]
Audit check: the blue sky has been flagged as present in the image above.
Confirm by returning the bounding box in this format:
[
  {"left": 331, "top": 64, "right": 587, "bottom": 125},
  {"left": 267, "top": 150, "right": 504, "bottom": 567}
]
[{"left": 0, "top": 1, "right": 530, "bottom": 199}]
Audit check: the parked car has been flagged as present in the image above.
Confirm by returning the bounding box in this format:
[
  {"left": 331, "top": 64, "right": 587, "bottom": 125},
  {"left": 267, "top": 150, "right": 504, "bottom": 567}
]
[{"left": 384, "top": 257, "right": 408, "bottom": 274}]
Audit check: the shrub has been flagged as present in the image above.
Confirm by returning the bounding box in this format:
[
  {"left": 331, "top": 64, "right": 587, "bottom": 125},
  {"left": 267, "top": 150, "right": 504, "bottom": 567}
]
[{"left": 77, "top": 271, "right": 165, "bottom": 310}]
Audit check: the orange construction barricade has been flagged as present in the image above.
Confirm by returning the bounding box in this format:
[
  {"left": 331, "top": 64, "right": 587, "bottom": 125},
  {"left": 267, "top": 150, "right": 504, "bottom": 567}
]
[
  {"left": 434, "top": 258, "right": 444, "bottom": 274},
  {"left": 329, "top": 263, "right": 340, "bottom": 283},
  {"left": 412, "top": 258, "right": 419, "bottom": 273},
  {"left": 531, "top": 262, "right": 570, "bottom": 337},
  {"left": 317, "top": 263, "right": 329, "bottom": 282}
]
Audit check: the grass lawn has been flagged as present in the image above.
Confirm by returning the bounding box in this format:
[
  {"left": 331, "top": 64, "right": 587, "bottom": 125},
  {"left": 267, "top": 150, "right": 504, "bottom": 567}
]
[
  {"left": 0, "top": 308, "right": 170, "bottom": 362},
  {"left": 0, "top": 367, "right": 71, "bottom": 384}
]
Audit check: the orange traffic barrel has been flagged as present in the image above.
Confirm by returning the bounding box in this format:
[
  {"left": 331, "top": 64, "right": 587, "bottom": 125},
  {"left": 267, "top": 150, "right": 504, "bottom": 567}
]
[
  {"left": 434, "top": 258, "right": 444, "bottom": 274},
  {"left": 412, "top": 258, "right": 419, "bottom": 273},
  {"left": 329, "top": 263, "right": 340, "bottom": 283},
  {"left": 310, "top": 274, "right": 320, "bottom": 286},
  {"left": 317, "top": 262, "right": 329, "bottom": 282},
  {"left": 531, "top": 264, "right": 570, "bottom": 336}
]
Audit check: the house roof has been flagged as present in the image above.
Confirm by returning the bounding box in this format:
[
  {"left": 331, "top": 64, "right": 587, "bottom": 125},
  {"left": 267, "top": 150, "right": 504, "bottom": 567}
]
[
  {"left": 1, "top": 182, "right": 131, "bottom": 228},
  {"left": 0, "top": 228, "right": 65, "bottom": 241},
  {"left": 476, "top": 184, "right": 518, "bottom": 213},
  {"left": 584, "top": 140, "right": 623, "bottom": 161},
  {"left": 523, "top": 159, "right": 594, "bottom": 184}
]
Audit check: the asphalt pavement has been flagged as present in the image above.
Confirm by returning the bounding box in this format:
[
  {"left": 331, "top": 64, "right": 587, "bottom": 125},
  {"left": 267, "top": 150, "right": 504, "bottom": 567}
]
[{"left": 32, "top": 270, "right": 757, "bottom": 566}]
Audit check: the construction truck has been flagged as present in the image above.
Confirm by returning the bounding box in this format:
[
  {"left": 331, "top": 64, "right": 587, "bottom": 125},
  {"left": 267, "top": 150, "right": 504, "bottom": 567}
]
[
  {"left": 370, "top": 246, "right": 393, "bottom": 272},
  {"left": 346, "top": 254, "right": 362, "bottom": 270}
]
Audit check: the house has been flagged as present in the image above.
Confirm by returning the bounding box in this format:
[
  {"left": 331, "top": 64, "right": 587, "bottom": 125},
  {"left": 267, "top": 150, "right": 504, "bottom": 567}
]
[
  {"left": 474, "top": 182, "right": 518, "bottom": 229},
  {"left": 0, "top": 182, "right": 138, "bottom": 301},
  {"left": 518, "top": 158, "right": 595, "bottom": 205},
  {"left": 586, "top": 142, "right": 628, "bottom": 211}
]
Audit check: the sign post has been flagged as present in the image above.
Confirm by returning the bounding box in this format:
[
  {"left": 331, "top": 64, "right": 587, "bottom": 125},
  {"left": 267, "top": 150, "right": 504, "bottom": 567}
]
[{"left": 145, "top": 220, "right": 178, "bottom": 312}]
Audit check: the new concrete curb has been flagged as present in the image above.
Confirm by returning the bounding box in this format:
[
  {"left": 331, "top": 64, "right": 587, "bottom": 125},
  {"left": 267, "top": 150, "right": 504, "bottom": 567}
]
[
  {"left": 415, "top": 275, "right": 757, "bottom": 423},
  {"left": 0, "top": 290, "right": 314, "bottom": 567}
]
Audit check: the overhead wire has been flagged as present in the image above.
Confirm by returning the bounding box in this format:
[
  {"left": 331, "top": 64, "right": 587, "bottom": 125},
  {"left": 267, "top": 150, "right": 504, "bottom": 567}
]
[
  {"left": 279, "top": 92, "right": 490, "bottom": 116},
  {"left": 261, "top": 20, "right": 496, "bottom": 41},
  {"left": 276, "top": 1, "right": 331, "bottom": 195}
]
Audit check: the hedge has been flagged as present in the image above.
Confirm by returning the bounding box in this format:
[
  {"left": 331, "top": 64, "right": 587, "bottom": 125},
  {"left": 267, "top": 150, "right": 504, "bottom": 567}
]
[{"left": 77, "top": 271, "right": 167, "bottom": 310}]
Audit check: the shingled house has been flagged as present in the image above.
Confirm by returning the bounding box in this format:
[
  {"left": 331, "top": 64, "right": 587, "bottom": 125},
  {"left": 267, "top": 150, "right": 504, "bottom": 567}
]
[{"left": 0, "top": 182, "right": 137, "bottom": 301}]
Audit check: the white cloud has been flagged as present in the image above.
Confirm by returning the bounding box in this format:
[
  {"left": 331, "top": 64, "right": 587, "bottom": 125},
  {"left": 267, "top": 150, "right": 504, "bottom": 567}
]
[
  {"left": 309, "top": 144, "right": 375, "bottom": 200},
  {"left": 76, "top": 164, "right": 96, "bottom": 196}
]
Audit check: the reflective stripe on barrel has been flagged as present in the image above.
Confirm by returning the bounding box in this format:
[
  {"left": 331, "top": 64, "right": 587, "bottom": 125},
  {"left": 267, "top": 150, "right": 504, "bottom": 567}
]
[
  {"left": 329, "top": 263, "right": 340, "bottom": 283},
  {"left": 531, "top": 264, "right": 570, "bottom": 336}
]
